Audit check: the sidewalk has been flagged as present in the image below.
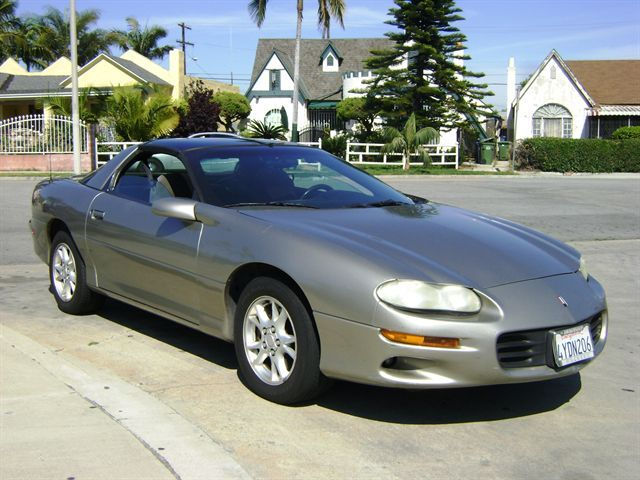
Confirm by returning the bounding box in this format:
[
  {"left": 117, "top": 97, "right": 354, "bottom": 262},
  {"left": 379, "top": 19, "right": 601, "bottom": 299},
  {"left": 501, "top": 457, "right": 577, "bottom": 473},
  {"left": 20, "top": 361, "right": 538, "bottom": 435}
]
[
  {"left": 0, "top": 325, "right": 251, "bottom": 480},
  {"left": 0, "top": 335, "right": 174, "bottom": 480}
]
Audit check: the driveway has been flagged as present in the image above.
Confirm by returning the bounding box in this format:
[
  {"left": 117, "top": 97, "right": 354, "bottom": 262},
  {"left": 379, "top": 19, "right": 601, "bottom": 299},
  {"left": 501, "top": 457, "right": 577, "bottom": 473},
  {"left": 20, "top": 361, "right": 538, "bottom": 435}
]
[{"left": 1, "top": 176, "right": 638, "bottom": 479}]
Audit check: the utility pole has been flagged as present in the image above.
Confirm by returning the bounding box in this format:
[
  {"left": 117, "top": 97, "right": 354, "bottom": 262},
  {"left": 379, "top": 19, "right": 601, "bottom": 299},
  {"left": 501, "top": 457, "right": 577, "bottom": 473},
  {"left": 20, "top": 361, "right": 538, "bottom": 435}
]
[
  {"left": 176, "top": 22, "right": 193, "bottom": 73},
  {"left": 70, "top": 0, "right": 80, "bottom": 174}
]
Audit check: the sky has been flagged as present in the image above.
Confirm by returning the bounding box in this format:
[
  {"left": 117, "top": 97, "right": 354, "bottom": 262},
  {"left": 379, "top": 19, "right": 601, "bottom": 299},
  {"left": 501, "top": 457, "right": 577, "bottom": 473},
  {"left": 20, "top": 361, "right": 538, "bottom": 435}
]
[{"left": 14, "top": 0, "right": 640, "bottom": 112}]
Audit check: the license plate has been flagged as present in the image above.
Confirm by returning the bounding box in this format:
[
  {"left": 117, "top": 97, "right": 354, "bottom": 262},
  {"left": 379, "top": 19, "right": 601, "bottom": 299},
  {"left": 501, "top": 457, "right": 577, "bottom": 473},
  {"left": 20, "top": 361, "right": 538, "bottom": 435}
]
[{"left": 552, "top": 324, "right": 594, "bottom": 367}]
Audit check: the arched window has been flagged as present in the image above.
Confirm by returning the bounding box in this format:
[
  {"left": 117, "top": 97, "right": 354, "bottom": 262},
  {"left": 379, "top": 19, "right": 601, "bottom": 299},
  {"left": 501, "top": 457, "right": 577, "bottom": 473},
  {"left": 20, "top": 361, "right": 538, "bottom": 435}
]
[
  {"left": 533, "top": 103, "right": 572, "bottom": 138},
  {"left": 264, "top": 107, "right": 288, "bottom": 129},
  {"left": 326, "top": 54, "right": 334, "bottom": 67}
]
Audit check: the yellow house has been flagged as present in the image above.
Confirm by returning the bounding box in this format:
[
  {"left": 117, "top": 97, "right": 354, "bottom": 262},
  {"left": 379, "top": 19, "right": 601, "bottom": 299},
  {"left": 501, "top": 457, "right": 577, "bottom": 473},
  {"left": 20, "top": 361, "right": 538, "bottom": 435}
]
[{"left": 0, "top": 49, "right": 238, "bottom": 119}]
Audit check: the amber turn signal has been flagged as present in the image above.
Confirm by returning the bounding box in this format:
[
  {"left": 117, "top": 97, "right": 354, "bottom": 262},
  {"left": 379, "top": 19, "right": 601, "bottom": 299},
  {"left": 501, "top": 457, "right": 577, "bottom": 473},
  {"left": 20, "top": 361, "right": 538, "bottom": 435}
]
[{"left": 381, "top": 329, "right": 461, "bottom": 349}]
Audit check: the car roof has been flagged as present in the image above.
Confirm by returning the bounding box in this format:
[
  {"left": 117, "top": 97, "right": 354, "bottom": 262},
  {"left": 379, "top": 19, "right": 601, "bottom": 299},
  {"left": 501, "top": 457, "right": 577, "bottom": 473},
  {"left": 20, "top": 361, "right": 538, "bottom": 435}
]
[{"left": 143, "top": 137, "right": 303, "bottom": 153}]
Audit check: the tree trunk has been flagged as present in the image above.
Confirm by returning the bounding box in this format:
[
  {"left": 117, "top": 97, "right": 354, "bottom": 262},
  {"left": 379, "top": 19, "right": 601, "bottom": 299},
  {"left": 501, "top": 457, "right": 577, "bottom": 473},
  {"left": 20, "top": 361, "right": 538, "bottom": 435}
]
[
  {"left": 403, "top": 152, "right": 410, "bottom": 171},
  {"left": 291, "top": 0, "right": 303, "bottom": 142}
]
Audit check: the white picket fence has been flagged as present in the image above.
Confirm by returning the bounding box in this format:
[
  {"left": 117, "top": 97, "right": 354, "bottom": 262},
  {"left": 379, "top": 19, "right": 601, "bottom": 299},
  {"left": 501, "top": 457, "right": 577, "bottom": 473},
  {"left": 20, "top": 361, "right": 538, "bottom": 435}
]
[
  {"left": 96, "top": 141, "right": 141, "bottom": 166},
  {"left": 345, "top": 141, "right": 459, "bottom": 168},
  {"left": 95, "top": 137, "right": 322, "bottom": 167},
  {"left": 0, "top": 114, "right": 89, "bottom": 154}
]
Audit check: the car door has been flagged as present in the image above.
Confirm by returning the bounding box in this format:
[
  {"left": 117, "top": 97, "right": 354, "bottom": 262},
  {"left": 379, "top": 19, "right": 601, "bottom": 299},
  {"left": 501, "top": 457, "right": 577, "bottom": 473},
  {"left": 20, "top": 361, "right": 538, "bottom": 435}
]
[{"left": 85, "top": 148, "right": 203, "bottom": 324}]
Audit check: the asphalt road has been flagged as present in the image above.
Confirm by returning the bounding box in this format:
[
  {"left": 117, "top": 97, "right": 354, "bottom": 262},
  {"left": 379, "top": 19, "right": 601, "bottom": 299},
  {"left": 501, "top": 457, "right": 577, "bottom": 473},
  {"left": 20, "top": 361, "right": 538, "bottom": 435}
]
[{"left": 1, "top": 176, "right": 639, "bottom": 479}]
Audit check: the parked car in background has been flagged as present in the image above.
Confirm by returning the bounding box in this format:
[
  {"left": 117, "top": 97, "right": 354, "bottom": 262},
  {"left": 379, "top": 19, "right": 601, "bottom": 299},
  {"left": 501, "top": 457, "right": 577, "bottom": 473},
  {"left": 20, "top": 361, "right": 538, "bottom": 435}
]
[{"left": 30, "top": 136, "right": 608, "bottom": 404}]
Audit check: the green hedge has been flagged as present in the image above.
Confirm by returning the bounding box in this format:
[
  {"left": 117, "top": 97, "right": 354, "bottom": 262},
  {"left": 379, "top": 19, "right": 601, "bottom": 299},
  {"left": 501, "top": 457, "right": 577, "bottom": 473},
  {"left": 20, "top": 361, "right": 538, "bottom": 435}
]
[
  {"left": 611, "top": 126, "right": 640, "bottom": 139},
  {"left": 515, "top": 138, "right": 640, "bottom": 172}
]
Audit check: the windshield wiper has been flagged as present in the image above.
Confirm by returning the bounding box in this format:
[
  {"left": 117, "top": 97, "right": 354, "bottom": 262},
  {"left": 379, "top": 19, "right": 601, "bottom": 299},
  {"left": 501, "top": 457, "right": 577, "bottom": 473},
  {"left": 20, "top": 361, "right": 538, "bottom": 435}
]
[
  {"left": 343, "top": 199, "right": 412, "bottom": 209},
  {"left": 224, "top": 201, "right": 318, "bottom": 209}
]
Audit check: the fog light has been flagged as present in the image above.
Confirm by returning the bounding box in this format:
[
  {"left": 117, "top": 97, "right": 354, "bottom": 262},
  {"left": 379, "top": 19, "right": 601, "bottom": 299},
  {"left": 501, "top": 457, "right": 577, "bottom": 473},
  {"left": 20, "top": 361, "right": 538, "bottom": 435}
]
[{"left": 381, "top": 329, "right": 460, "bottom": 349}]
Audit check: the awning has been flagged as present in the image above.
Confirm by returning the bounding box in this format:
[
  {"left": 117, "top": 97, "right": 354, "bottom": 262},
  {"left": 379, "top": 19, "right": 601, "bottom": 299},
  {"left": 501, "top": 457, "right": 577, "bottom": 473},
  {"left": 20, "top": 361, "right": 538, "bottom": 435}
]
[
  {"left": 307, "top": 101, "right": 339, "bottom": 110},
  {"left": 589, "top": 105, "right": 640, "bottom": 116}
]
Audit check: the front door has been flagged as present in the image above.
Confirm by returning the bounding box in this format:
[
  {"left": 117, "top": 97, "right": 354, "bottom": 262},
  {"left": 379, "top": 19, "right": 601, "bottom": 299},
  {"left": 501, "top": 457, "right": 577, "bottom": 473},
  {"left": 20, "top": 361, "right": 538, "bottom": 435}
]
[{"left": 85, "top": 150, "right": 203, "bottom": 323}]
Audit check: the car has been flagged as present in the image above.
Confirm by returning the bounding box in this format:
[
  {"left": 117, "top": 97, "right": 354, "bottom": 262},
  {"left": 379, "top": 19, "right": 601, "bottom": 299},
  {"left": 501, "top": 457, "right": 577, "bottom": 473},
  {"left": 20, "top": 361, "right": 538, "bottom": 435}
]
[{"left": 29, "top": 137, "right": 608, "bottom": 404}]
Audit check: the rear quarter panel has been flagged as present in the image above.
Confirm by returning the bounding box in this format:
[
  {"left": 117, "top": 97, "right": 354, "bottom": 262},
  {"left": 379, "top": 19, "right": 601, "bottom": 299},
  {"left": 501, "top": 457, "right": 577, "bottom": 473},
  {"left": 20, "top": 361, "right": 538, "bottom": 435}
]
[{"left": 31, "top": 178, "right": 101, "bottom": 284}]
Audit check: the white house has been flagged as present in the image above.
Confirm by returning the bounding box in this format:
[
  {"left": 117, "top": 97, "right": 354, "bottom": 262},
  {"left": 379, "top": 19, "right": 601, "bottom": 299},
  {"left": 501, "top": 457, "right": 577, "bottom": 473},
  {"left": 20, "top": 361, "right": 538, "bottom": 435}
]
[
  {"left": 246, "top": 38, "right": 486, "bottom": 145},
  {"left": 246, "top": 38, "right": 395, "bottom": 140},
  {"left": 507, "top": 50, "right": 640, "bottom": 140}
]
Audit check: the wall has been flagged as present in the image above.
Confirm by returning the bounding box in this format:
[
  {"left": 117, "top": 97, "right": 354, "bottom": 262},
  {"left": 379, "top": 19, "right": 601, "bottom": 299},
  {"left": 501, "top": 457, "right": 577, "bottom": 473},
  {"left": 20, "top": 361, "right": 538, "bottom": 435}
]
[
  {"left": 342, "top": 71, "right": 375, "bottom": 98},
  {"left": 514, "top": 56, "right": 590, "bottom": 141},
  {"left": 0, "top": 153, "right": 91, "bottom": 172},
  {"left": 249, "top": 96, "right": 307, "bottom": 137},
  {"left": 252, "top": 55, "right": 295, "bottom": 92},
  {"left": 76, "top": 60, "right": 140, "bottom": 88}
]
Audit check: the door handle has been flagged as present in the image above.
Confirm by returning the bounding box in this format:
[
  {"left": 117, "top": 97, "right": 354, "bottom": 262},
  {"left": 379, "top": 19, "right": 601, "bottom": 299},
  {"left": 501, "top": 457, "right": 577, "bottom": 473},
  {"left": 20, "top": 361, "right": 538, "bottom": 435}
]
[{"left": 90, "top": 209, "right": 105, "bottom": 220}]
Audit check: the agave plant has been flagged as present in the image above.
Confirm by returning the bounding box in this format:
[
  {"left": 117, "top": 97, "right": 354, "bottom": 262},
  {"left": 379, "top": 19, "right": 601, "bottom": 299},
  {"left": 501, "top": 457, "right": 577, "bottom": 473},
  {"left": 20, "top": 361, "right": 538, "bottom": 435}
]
[
  {"left": 103, "top": 85, "right": 179, "bottom": 141},
  {"left": 245, "top": 120, "right": 287, "bottom": 140},
  {"left": 381, "top": 113, "right": 439, "bottom": 170}
]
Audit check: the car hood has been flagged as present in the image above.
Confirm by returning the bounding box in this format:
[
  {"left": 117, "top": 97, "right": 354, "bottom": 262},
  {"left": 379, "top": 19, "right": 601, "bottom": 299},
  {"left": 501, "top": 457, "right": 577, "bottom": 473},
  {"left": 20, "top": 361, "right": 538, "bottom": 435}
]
[{"left": 241, "top": 202, "right": 579, "bottom": 289}]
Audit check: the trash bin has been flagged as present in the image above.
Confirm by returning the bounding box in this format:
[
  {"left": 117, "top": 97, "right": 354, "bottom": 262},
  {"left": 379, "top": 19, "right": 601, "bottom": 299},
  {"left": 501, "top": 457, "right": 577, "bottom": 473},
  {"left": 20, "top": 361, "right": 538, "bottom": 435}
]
[
  {"left": 498, "top": 141, "right": 511, "bottom": 161},
  {"left": 478, "top": 140, "right": 496, "bottom": 164}
]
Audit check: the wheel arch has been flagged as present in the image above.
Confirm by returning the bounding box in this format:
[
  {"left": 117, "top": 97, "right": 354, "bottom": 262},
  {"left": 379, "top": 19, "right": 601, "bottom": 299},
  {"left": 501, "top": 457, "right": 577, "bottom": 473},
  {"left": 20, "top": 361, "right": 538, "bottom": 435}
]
[
  {"left": 46, "top": 218, "right": 72, "bottom": 261},
  {"left": 225, "top": 263, "right": 319, "bottom": 345}
]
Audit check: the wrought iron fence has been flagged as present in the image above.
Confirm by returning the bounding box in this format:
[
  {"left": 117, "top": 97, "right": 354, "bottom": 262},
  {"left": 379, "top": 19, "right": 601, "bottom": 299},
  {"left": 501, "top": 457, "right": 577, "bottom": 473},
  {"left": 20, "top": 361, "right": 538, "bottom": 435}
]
[{"left": 0, "top": 114, "right": 89, "bottom": 154}]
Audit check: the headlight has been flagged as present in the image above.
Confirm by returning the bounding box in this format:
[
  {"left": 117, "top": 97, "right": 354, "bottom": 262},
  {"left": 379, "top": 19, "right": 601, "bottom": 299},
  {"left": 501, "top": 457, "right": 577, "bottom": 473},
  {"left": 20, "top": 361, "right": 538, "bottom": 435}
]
[
  {"left": 579, "top": 257, "right": 589, "bottom": 280},
  {"left": 376, "top": 280, "right": 481, "bottom": 314}
]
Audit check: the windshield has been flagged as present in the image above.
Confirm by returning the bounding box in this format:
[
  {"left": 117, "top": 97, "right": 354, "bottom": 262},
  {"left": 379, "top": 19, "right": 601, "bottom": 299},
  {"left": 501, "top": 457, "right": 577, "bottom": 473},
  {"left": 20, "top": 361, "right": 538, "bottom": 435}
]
[{"left": 185, "top": 145, "right": 414, "bottom": 209}]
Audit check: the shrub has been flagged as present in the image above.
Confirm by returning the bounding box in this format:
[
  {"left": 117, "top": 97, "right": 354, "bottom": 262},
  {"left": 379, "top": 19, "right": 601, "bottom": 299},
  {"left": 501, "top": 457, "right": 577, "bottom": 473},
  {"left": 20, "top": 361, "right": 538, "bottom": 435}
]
[
  {"left": 321, "top": 134, "right": 348, "bottom": 159},
  {"left": 245, "top": 120, "right": 287, "bottom": 140},
  {"left": 611, "top": 126, "right": 640, "bottom": 140},
  {"left": 514, "top": 137, "right": 640, "bottom": 172},
  {"left": 172, "top": 80, "right": 220, "bottom": 137}
]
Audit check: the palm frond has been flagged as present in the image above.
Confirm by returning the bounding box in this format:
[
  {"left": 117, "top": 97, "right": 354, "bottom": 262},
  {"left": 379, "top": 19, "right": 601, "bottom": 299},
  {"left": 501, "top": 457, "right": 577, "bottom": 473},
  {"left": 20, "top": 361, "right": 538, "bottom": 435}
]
[{"left": 248, "top": 0, "right": 269, "bottom": 27}]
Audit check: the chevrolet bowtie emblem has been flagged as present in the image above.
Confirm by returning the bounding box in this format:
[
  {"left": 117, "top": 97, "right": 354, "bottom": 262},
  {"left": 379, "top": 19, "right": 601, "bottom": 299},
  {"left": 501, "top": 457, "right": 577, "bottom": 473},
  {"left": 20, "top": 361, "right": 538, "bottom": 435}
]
[{"left": 558, "top": 296, "right": 569, "bottom": 307}]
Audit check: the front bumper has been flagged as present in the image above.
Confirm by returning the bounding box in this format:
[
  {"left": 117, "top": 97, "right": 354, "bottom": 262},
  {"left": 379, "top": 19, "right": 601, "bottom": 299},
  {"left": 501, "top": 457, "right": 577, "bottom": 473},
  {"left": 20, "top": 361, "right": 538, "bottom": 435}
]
[{"left": 314, "top": 272, "right": 607, "bottom": 388}]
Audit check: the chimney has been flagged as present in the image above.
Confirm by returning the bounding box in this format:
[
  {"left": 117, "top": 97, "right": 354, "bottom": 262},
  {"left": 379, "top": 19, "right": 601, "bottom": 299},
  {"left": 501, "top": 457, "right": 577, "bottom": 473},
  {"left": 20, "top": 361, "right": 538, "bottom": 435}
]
[{"left": 169, "top": 49, "right": 185, "bottom": 100}]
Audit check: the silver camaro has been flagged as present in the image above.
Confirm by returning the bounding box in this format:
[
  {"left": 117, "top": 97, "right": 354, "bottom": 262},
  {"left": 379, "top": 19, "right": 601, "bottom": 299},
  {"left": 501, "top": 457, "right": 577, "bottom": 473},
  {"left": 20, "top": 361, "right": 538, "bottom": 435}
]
[{"left": 30, "top": 137, "right": 608, "bottom": 404}]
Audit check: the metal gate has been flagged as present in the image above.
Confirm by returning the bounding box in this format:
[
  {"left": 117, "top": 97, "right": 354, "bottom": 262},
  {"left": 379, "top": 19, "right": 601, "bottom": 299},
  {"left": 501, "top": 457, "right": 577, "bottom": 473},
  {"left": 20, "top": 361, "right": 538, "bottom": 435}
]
[{"left": 0, "top": 114, "right": 89, "bottom": 153}]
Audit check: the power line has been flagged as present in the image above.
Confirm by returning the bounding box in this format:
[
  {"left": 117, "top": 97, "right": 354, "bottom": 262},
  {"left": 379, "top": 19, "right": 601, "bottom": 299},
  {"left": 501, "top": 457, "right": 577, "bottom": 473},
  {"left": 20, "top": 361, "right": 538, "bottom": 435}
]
[{"left": 177, "top": 22, "right": 194, "bottom": 73}]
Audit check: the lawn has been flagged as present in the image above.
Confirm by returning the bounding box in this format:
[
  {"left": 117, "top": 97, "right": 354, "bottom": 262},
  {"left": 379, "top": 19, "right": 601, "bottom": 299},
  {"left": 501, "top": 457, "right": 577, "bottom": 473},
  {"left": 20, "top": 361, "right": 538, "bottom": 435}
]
[{"left": 353, "top": 165, "right": 514, "bottom": 175}]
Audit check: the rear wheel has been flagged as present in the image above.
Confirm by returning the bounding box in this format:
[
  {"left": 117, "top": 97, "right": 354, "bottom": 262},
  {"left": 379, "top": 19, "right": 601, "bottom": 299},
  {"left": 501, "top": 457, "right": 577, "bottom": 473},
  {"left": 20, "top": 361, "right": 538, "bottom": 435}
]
[
  {"left": 234, "top": 277, "right": 328, "bottom": 404},
  {"left": 50, "top": 231, "right": 104, "bottom": 315}
]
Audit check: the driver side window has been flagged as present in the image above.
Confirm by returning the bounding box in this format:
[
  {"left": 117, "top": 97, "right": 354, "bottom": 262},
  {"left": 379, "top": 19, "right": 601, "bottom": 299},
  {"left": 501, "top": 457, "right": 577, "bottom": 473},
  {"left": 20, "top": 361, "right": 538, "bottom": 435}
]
[{"left": 111, "top": 153, "right": 194, "bottom": 204}]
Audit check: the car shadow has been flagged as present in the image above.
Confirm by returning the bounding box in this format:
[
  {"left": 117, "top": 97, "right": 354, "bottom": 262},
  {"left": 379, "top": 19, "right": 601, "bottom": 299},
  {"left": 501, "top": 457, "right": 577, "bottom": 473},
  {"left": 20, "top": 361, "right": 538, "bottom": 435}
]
[
  {"left": 97, "top": 298, "right": 581, "bottom": 424},
  {"left": 315, "top": 374, "right": 582, "bottom": 424},
  {"left": 98, "top": 299, "right": 238, "bottom": 370}
]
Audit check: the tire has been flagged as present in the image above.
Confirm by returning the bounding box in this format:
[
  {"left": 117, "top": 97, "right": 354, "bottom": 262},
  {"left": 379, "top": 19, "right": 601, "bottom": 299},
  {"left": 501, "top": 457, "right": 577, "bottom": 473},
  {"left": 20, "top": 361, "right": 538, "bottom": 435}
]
[
  {"left": 50, "top": 231, "right": 104, "bottom": 315},
  {"left": 234, "top": 277, "right": 329, "bottom": 404}
]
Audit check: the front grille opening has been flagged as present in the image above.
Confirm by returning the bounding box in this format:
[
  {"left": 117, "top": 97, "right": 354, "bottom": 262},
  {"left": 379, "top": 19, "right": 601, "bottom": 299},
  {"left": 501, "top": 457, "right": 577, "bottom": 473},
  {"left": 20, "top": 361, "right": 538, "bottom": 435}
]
[
  {"left": 497, "top": 312, "right": 604, "bottom": 369},
  {"left": 497, "top": 331, "right": 547, "bottom": 368}
]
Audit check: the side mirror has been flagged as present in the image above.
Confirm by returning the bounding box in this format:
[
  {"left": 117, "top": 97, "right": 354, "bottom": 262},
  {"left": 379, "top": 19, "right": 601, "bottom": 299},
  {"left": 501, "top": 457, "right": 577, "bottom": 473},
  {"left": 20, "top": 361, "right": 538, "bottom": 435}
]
[{"left": 152, "top": 197, "right": 198, "bottom": 221}]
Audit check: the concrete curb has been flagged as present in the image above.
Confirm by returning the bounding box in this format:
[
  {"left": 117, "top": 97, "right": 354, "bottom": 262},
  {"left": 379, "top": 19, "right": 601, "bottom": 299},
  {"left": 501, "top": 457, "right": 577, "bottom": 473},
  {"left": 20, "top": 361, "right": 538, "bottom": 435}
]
[{"left": 1, "top": 325, "right": 252, "bottom": 480}]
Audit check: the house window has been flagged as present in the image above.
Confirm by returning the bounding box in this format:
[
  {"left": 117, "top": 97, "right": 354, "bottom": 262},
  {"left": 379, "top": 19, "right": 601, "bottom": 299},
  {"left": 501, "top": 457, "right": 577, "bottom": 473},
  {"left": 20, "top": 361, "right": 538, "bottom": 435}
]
[
  {"left": 532, "top": 104, "right": 573, "bottom": 138},
  {"left": 550, "top": 66, "right": 556, "bottom": 79},
  {"left": 269, "top": 70, "right": 280, "bottom": 91},
  {"left": 326, "top": 54, "right": 334, "bottom": 67},
  {"left": 264, "top": 108, "right": 286, "bottom": 126}
]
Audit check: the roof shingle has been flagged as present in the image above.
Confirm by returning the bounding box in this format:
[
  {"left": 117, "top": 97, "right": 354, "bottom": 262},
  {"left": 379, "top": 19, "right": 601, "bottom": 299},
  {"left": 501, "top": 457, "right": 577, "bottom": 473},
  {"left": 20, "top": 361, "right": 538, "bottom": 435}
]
[
  {"left": 249, "top": 38, "right": 394, "bottom": 100},
  {"left": 566, "top": 60, "right": 640, "bottom": 106}
]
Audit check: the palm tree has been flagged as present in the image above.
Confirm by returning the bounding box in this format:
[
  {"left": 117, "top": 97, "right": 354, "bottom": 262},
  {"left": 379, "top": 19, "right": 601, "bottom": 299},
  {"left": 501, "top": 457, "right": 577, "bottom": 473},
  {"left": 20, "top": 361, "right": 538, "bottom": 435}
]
[
  {"left": 37, "top": 7, "right": 115, "bottom": 66},
  {"left": 248, "top": 0, "right": 345, "bottom": 141},
  {"left": 0, "top": 0, "right": 22, "bottom": 59},
  {"left": 318, "top": 0, "right": 344, "bottom": 39},
  {"left": 381, "top": 113, "right": 439, "bottom": 171},
  {"left": 111, "top": 17, "right": 172, "bottom": 60},
  {"left": 8, "top": 16, "right": 54, "bottom": 71},
  {"left": 43, "top": 87, "right": 108, "bottom": 124},
  {"left": 103, "top": 85, "right": 179, "bottom": 141}
]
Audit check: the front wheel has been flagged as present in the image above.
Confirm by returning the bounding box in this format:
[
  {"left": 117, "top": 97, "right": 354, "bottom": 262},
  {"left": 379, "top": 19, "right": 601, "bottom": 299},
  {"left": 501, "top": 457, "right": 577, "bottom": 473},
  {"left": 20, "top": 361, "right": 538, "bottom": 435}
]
[
  {"left": 50, "top": 231, "right": 104, "bottom": 315},
  {"left": 234, "top": 277, "right": 328, "bottom": 404}
]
